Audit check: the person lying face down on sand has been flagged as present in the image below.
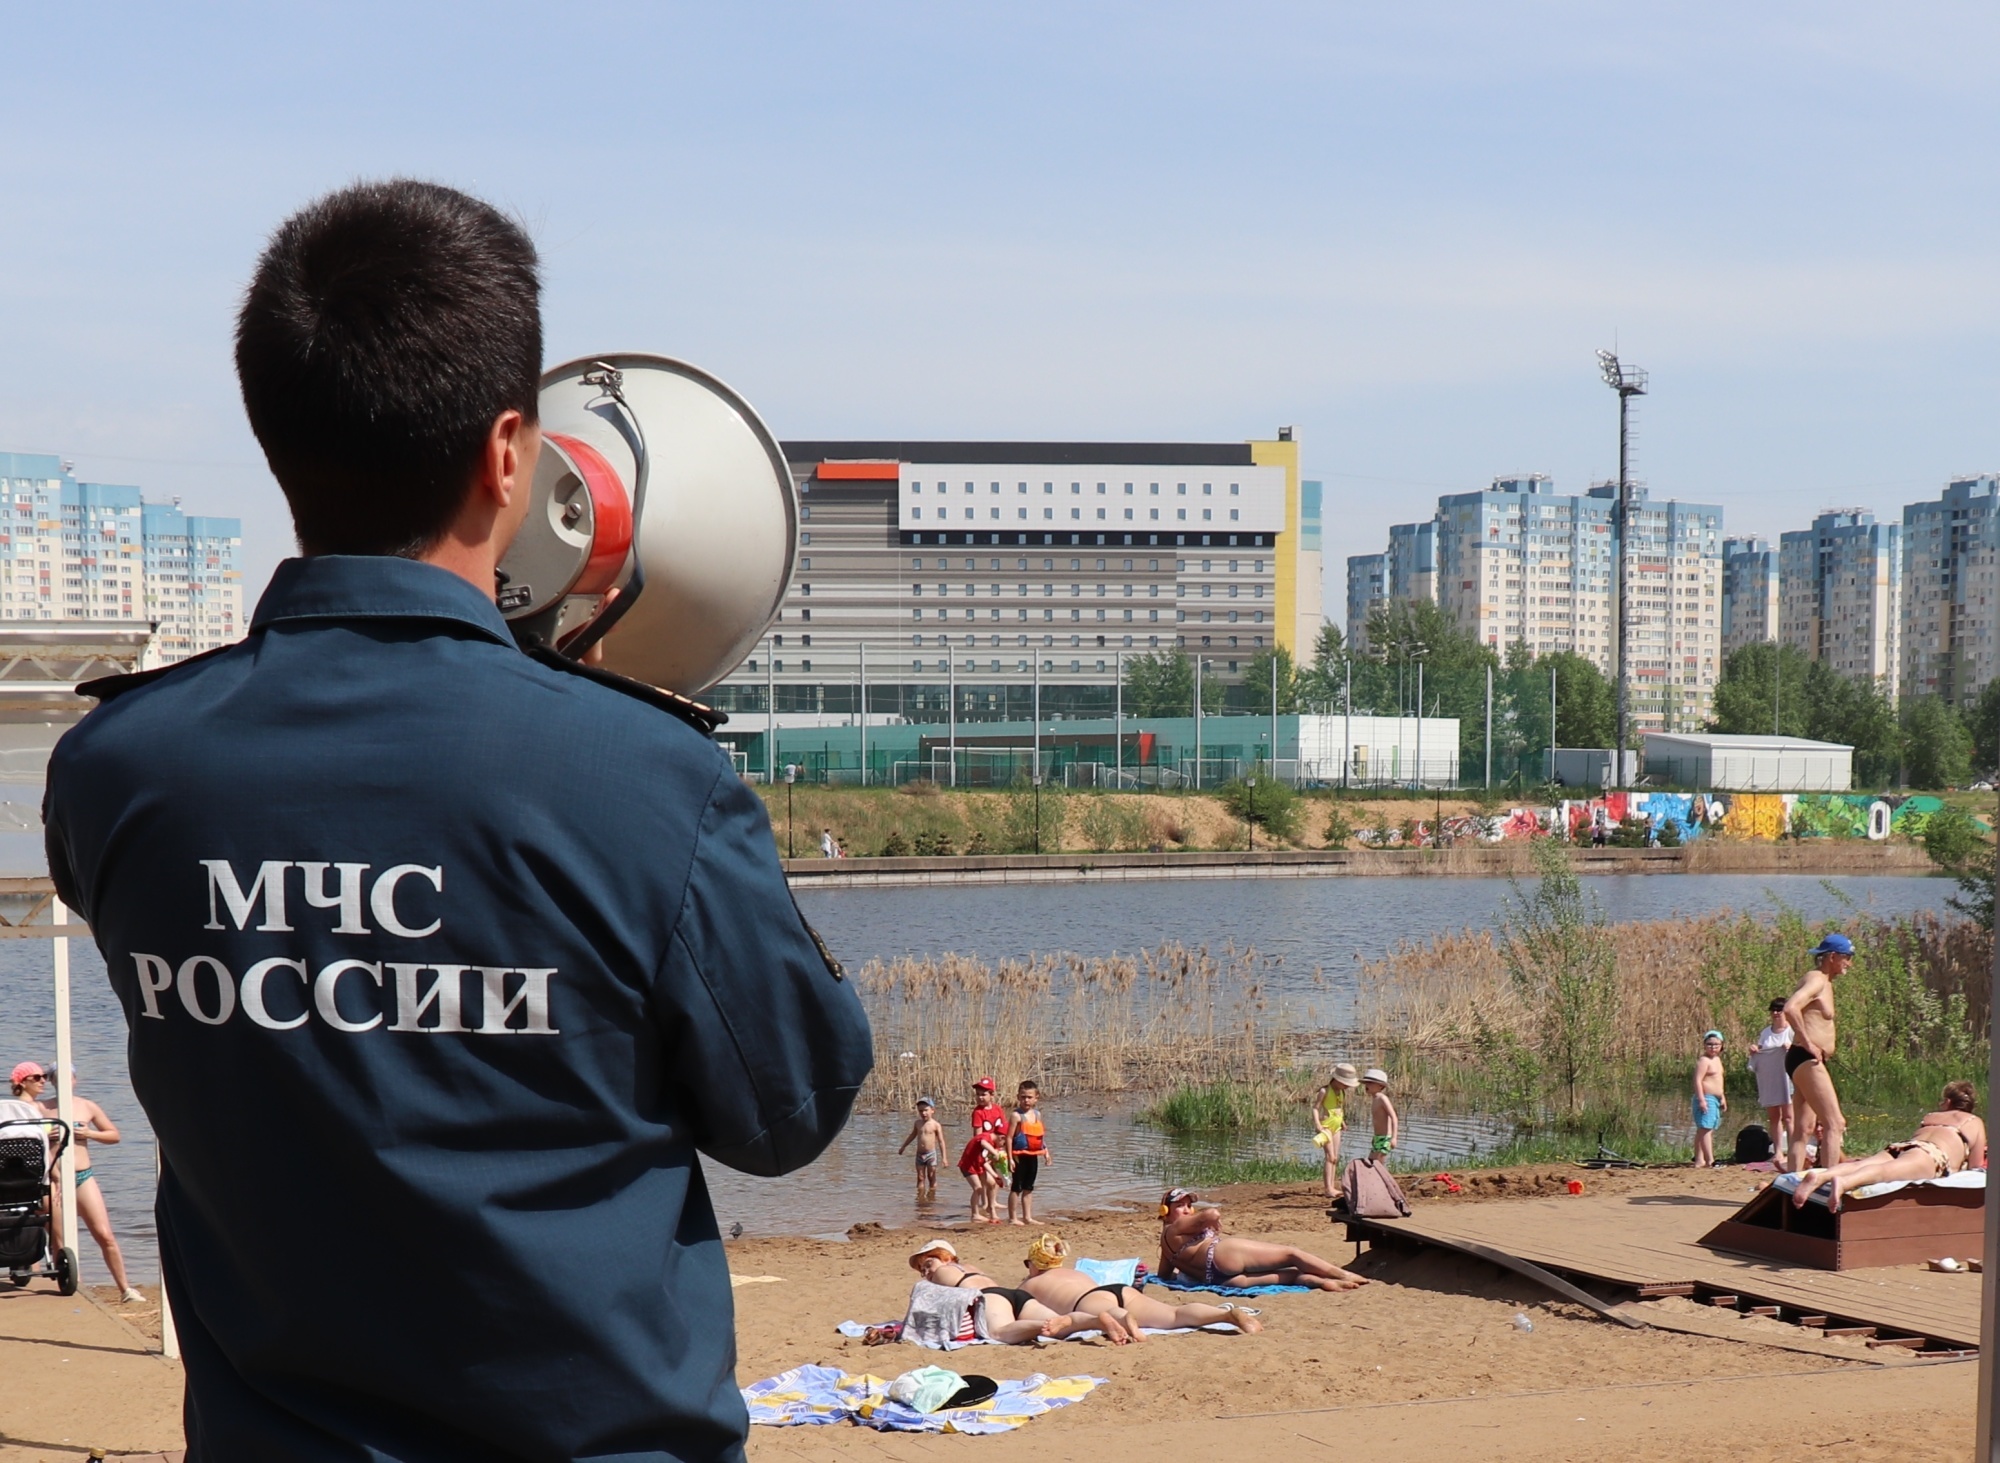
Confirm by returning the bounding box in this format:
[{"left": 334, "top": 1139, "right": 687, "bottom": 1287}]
[
  {"left": 1018, "top": 1232, "right": 1264, "bottom": 1339},
  {"left": 1156, "top": 1188, "right": 1368, "bottom": 1292},
  {"left": 898, "top": 1239, "right": 1137, "bottom": 1344},
  {"left": 1790, "top": 1081, "right": 1986, "bottom": 1213}
]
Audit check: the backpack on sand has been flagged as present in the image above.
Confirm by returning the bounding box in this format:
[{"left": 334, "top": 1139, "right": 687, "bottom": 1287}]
[{"left": 1342, "top": 1155, "right": 1411, "bottom": 1218}]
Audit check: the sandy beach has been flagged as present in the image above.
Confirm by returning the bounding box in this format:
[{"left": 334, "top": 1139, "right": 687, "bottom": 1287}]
[
  {"left": 0, "top": 1167, "right": 1978, "bottom": 1461},
  {"left": 730, "top": 1168, "right": 1977, "bottom": 1463}
]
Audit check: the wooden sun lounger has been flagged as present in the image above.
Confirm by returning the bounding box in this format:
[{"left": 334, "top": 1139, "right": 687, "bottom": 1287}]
[{"left": 1699, "top": 1179, "right": 1984, "bottom": 1271}]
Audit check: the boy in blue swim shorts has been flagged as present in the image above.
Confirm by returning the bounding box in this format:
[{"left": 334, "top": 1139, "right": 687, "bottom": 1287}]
[{"left": 1692, "top": 1029, "right": 1727, "bottom": 1167}]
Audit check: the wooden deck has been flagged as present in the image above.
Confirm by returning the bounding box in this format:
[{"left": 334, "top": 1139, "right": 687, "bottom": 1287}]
[{"left": 1344, "top": 1191, "right": 1983, "bottom": 1350}]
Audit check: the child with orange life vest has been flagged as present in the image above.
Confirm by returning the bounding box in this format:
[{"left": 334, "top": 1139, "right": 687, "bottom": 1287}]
[
  {"left": 957, "top": 1077, "right": 1011, "bottom": 1223},
  {"left": 1006, "top": 1081, "right": 1052, "bottom": 1225}
]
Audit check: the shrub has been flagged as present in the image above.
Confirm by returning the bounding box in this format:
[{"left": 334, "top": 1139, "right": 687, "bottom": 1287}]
[
  {"left": 1217, "top": 776, "right": 1302, "bottom": 842},
  {"left": 1322, "top": 805, "right": 1355, "bottom": 849},
  {"left": 878, "top": 829, "right": 910, "bottom": 857},
  {"left": 1499, "top": 837, "right": 1619, "bottom": 1113},
  {"left": 1141, "top": 1079, "right": 1295, "bottom": 1132}
]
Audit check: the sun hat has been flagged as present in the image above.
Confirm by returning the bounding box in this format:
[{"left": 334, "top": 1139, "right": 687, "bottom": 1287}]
[
  {"left": 9, "top": 1061, "right": 45, "bottom": 1087},
  {"left": 1809, "top": 933, "right": 1854, "bottom": 958},
  {"left": 973, "top": 1077, "right": 996, "bottom": 1091},
  {"left": 1361, "top": 1067, "right": 1389, "bottom": 1085},
  {"left": 908, "top": 1239, "right": 958, "bottom": 1268},
  {"left": 1329, "top": 1063, "right": 1359, "bottom": 1089}
]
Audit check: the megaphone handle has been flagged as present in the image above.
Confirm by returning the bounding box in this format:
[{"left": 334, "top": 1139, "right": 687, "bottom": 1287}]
[{"left": 559, "top": 365, "right": 651, "bottom": 664}]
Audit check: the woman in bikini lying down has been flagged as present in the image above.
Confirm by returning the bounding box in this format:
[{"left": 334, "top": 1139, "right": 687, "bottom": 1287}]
[
  {"left": 1018, "top": 1232, "right": 1264, "bottom": 1338},
  {"left": 1156, "top": 1187, "right": 1368, "bottom": 1292},
  {"left": 888, "top": 1239, "right": 1137, "bottom": 1344},
  {"left": 1791, "top": 1080, "right": 1986, "bottom": 1213}
]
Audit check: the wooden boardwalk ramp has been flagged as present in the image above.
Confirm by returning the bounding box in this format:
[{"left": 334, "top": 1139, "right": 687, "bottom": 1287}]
[{"left": 1344, "top": 1192, "right": 1981, "bottom": 1353}]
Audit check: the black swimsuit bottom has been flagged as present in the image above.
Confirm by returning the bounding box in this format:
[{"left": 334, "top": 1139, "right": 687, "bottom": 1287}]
[
  {"left": 1080, "top": 1283, "right": 1133, "bottom": 1307},
  {"left": 1785, "top": 1045, "right": 1818, "bottom": 1075},
  {"left": 980, "top": 1286, "right": 1037, "bottom": 1314}
]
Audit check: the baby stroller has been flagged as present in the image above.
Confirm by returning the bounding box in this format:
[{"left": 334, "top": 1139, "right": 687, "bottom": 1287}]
[{"left": 0, "top": 1112, "right": 76, "bottom": 1295}]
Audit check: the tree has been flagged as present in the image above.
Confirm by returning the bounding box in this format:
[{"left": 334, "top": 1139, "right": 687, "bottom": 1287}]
[
  {"left": 1296, "top": 622, "right": 1347, "bottom": 711},
  {"left": 1241, "top": 646, "right": 1300, "bottom": 714},
  {"left": 1709, "top": 642, "right": 1815, "bottom": 737},
  {"left": 1968, "top": 677, "right": 2000, "bottom": 774},
  {"left": 1920, "top": 805, "right": 1994, "bottom": 928},
  {"left": 1903, "top": 696, "right": 1973, "bottom": 789},
  {"left": 1120, "top": 648, "right": 1221, "bottom": 716},
  {"left": 1500, "top": 836, "right": 1620, "bottom": 1114}
]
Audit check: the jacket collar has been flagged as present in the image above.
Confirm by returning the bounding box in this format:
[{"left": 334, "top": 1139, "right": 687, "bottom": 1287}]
[{"left": 250, "top": 556, "right": 515, "bottom": 646}]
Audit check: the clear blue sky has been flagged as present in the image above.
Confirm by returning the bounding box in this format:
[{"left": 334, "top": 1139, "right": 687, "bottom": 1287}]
[{"left": 3, "top": 4, "right": 1996, "bottom": 609}]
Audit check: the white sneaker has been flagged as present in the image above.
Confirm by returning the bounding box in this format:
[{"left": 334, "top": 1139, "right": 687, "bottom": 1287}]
[{"left": 120, "top": 1287, "right": 146, "bottom": 1303}]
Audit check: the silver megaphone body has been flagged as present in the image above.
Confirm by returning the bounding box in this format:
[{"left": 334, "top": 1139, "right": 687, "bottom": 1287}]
[{"left": 497, "top": 353, "right": 796, "bottom": 698}]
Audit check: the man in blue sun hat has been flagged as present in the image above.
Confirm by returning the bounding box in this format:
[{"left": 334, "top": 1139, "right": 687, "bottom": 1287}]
[{"left": 1781, "top": 932, "right": 1854, "bottom": 1173}]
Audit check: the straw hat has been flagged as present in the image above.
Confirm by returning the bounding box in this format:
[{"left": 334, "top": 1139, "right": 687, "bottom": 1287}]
[
  {"left": 1361, "top": 1068, "right": 1390, "bottom": 1086},
  {"left": 1329, "top": 1063, "right": 1359, "bottom": 1089}
]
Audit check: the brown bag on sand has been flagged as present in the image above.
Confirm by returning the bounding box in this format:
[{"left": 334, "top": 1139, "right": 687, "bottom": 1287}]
[{"left": 1342, "top": 1156, "right": 1411, "bottom": 1218}]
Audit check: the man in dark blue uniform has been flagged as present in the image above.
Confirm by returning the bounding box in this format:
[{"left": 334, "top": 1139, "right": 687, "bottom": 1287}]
[{"left": 43, "top": 180, "right": 872, "bottom": 1462}]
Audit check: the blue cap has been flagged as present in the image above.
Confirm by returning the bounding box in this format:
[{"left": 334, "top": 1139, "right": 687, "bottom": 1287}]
[
  {"left": 916, "top": 1096, "right": 936, "bottom": 1108},
  {"left": 1809, "top": 933, "right": 1854, "bottom": 957}
]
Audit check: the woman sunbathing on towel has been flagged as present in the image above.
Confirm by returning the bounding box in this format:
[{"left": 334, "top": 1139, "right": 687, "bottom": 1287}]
[
  {"left": 1018, "top": 1232, "right": 1264, "bottom": 1337},
  {"left": 893, "top": 1239, "right": 1137, "bottom": 1345},
  {"left": 1791, "top": 1081, "right": 1986, "bottom": 1213},
  {"left": 1156, "top": 1187, "right": 1368, "bottom": 1292}
]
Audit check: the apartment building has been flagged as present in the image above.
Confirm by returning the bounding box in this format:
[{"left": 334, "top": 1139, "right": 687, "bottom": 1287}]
[
  {"left": 1345, "top": 552, "right": 1389, "bottom": 650},
  {"left": 707, "top": 435, "right": 1315, "bottom": 720},
  {"left": 0, "top": 453, "right": 243, "bottom": 662},
  {"left": 1404, "top": 473, "right": 1723, "bottom": 730},
  {"left": 1901, "top": 474, "right": 2000, "bottom": 704},
  {"left": 1721, "top": 538, "right": 1779, "bottom": 654},
  {"left": 1777, "top": 510, "right": 1900, "bottom": 689}
]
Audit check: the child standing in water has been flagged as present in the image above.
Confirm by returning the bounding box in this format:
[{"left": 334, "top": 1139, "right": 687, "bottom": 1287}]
[
  {"left": 898, "top": 1097, "right": 945, "bottom": 1202},
  {"left": 1693, "top": 1030, "right": 1727, "bottom": 1167},
  {"left": 1312, "top": 1063, "right": 1360, "bottom": 1198},
  {"left": 1007, "top": 1081, "right": 1052, "bottom": 1225},
  {"left": 1362, "top": 1068, "right": 1398, "bottom": 1157},
  {"left": 958, "top": 1078, "right": 1010, "bottom": 1223}
]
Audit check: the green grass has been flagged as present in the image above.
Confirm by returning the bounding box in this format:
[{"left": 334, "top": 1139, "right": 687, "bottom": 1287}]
[{"left": 1140, "top": 1080, "right": 1298, "bottom": 1132}]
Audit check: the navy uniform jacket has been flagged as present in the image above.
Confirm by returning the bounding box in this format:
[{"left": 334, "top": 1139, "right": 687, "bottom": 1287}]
[{"left": 44, "top": 556, "right": 873, "bottom": 1463}]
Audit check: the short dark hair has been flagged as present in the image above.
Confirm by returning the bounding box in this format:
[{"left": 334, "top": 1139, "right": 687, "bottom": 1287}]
[
  {"left": 1769, "top": 997, "right": 1787, "bottom": 1012},
  {"left": 1942, "top": 1080, "right": 1977, "bottom": 1112},
  {"left": 1017, "top": 1080, "right": 1039, "bottom": 1093},
  {"left": 235, "top": 180, "right": 541, "bottom": 556}
]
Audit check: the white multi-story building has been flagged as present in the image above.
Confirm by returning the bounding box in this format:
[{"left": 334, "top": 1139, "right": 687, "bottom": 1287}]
[
  {"left": 1422, "top": 474, "right": 1722, "bottom": 730},
  {"left": 0, "top": 451, "right": 243, "bottom": 663},
  {"left": 1778, "top": 510, "right": 1900, "bottom": 691},
  {"left": 707, "top": 434, "right": 1318, "bottom": 720},
  {"left": 1901, "top": 474, "right": 2000, "bottom": 705},
  {"left": 1721, "top": 538, "right": 1779, "bottom": 655}
]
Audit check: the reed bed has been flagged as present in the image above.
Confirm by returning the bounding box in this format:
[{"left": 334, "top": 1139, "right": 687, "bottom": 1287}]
[
  {"left": 855, "top": 942, "right": 1314, "bottom": 1111},
  {"left": 1357, "top": 908, "right": 1989, "bottom": 1080}
]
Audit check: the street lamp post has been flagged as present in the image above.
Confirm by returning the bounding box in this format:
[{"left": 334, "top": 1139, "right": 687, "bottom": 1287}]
[
  {"left": 1598, "top": 348, "right": 1648, "bottom": 792},
  {"left": 1032, "top": 773, "right": 1043, "bottom": 855},
  {"left": 784, "top": 763, "right": 796, "bottom": 859},
  {"left": 1246, "top": 775, "right": 1256, "bottom": 851}
]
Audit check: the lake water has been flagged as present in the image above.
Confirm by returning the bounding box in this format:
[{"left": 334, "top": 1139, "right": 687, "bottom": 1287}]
[{"left": 0, "top": 872, "right": 1953, "bottom": 1277}]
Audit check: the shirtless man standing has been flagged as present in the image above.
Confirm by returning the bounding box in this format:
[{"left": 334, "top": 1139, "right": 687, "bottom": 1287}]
[{"left": 1782, "top": 934, "right": 1852, "bottom": 1173}]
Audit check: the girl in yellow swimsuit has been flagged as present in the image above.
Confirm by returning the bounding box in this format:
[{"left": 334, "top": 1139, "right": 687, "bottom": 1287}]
[{"left": 1312, "top": 1064, "right": 1359, "bottom": 1200}]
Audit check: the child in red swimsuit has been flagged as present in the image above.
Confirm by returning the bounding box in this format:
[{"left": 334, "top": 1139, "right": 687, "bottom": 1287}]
[{"left": 958, "top": 1077, "right": 1010, "bottom": 1223}]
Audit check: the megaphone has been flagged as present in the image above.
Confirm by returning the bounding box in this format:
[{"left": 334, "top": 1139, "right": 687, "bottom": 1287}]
[{"left": 496, "top": 352, "right": 797, "bottom": 697}]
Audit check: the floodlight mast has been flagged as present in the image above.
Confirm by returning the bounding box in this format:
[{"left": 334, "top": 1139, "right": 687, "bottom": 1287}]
[{"left": 1598, "top": 349, "right": 1647, "bottom": 791}]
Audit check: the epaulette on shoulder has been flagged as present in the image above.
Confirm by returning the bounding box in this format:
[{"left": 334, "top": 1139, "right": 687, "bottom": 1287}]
[
  {"left": 527, "top": 645, "right": 727, "bottom": 737},
  {"left": 78, "top": 642, "right": 237, "bottom": 703}
]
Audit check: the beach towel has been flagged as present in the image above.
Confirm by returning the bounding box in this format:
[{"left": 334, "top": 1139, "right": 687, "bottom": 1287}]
[
  {"left": 835, "top": 1317, "right": 1245, "bottom": 1345},
  {"left": 1074, "top": 1257, "right": 1140, "bottom": 1286},
  {"left": 1773, "top": 1168, "right": 1985, "bottom": 1206},
  {"left": 1151, "top": 1272, "right": 1313, "bottom": 1296},
  {"left": 900, "top": 1279, "right": 986, "bottom": 1350},
  {"left": 743, "top": 1364, "right": 1105, "bottom": 1434}
]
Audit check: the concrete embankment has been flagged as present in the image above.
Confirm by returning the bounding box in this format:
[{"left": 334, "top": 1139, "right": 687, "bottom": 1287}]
[{"left": 781, "top": 840, "right": 1937, "bottom": 887}]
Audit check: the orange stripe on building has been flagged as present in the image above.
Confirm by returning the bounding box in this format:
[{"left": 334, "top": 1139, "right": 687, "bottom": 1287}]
[{"left": 816, "top": 461, "right": 902, "bottom": 480}]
